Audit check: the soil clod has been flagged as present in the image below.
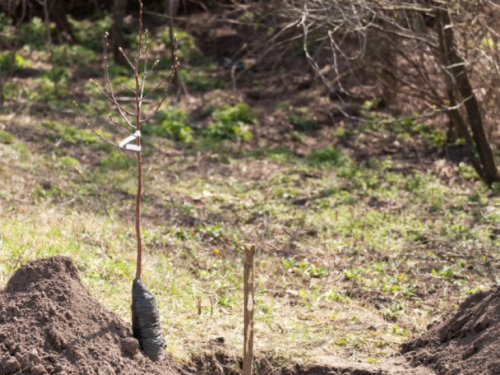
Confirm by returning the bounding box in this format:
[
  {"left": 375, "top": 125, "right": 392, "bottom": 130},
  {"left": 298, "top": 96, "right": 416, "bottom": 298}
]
[{"left": 0, "top": 354, "right": 21, "bottom": 375}]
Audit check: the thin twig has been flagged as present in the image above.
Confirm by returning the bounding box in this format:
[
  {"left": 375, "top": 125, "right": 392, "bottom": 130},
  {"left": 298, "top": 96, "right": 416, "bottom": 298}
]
[
  {"left": 140, "top": 30, "right": 149, "bottom": 109},
  {"left": 119, "top": 47, "right": 136, "bottom": 71},
  {"left": 108, "top": 113, "right": 133, "bottom": 135},
  {"left": 141, "top": 40, "right": 179, "bottom": 123},
  {"left": 103, "top": 32, "right": 136, "bottom": 128},
  {"left": 122, "top": 84, "right": 137, "bottom": 94},
  {"left": 73, "top": 101, "right": 121, "bottom": 148},
  {"left": 90, "top": 79, "right": 136, "bottom": 117},
  {"left": 139, "top": 60, "right": 160, "bottom": 87},
  {"left": 141, "top": 36, "right": 178, "bottom": 103}
]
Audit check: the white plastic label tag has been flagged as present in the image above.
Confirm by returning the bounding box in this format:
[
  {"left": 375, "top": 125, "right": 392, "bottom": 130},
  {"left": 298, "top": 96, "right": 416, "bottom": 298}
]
[
  {"left": 119, "top": 131, "right": 141, "bottom": 152},
  {"left": 125, "top": 144, "right": 141, "bottom": 152}
]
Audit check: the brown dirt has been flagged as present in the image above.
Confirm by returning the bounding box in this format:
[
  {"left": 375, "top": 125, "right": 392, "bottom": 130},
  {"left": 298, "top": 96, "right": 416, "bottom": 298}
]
[
  {"left": 297, "top": 356, "right": 435, "bottom": 375},
  {"left": 0, "top": 256, "right": 437, "bottom": 375},
  {"left": 0, "top": 256, "right": 185, "bottom": 375},
  {"left": 402, "top": 286, "right": 500, "bottom": 374},
  {"left": 192, "top": 351, "right": 436, "bottom": 375}
]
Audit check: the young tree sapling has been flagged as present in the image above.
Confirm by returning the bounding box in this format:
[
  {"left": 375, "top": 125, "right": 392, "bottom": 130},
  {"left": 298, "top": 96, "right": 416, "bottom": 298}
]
[{"left": 73, "top": 0, "right": 178, "bottom": 361}]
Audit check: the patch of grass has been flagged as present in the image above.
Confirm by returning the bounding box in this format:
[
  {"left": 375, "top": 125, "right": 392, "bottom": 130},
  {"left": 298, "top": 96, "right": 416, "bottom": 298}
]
[
  {"left": 35, "top": 181, "right": 64, "bottom": 200},
  {"left": 53, "top": 44, "right": 98, "bottom": 66},
  {"left": 249, "top": 147, "right": 298, "bottom": 162},
  {"left": 286, "top": 108, "right": 319, "bottom": 131},
  {"left": 0, "top": 52, "right": 29, "bottom": 73},
  {"left": 43, "top": 120, "right": 110, "bottom": 145},
  {"left": 282, "top": 258, "right": 327, "bottom": 278},
  {"left": 362, "top": 110, "right": 447, "bottom": 148},
  {"left": 100, "top": 150, "right": 135, "bottom": 171},
  {"left": 159, "top": 30, "right": 204, "bottom": 64},
  {"left": 0, "top": 130, "right": 15, "bottom": 144},
  {"left": 55, "top": 156, "right": 82, "bottom": 171},
  {"left": 20, "top": 17, "right": 47, "bottom": 47},
  {"left": 144, "top": 109, "right": 193, "bottom": 143},
  {"left": 308, "top": 145, "right": 350, "bottom": 166},
  {"left": 459, "top": 162, "right": 479, "bottom": 180},
  {"left": 182, "top": 70, "right": 226, "bottom": 91},
  {"left": 30, "top": 76, "right": 69, "bottom": 103},
  {"left": 69, "top": 15, "right": 113, "bottom": 51},
  {"left": 202, "top": 103, "right": 256, "bottom": 142}
]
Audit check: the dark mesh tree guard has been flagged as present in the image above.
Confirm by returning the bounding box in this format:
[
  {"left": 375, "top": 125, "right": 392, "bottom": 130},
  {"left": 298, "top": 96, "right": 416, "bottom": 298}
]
[{"left": 131, "top": 278, "right": 166, "bottom": 361}]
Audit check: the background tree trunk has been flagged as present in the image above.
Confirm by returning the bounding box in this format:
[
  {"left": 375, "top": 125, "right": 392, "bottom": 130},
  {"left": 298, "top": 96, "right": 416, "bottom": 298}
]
[
  {"left": 48, "top": 0, "right": 74, "bottom": 43},
  {"left": 165, "top": 0, "right": 179, "bottom": 87},
  {"left": 436, "top": 6, "right": 500, "bottom": 185},
  {"left": 112, "top": 0, "right": 128, "bottom": 65}
]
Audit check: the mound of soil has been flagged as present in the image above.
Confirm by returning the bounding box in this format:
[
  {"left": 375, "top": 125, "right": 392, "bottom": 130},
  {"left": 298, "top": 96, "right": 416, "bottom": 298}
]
[
  {"left": 0, "top": 256, "right": 183, "bottom": 375},
  {"left": 402, "top": 286, "right": 500, "bottom": 374}
]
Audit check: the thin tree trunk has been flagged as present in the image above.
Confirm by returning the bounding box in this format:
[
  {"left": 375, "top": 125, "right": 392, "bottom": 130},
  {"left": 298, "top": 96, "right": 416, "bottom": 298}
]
[
  {"left": 48, "top": 0, "right": 74, "bottom": 43},
  {"left": 112, "top": 0, "right": 128, "bottom": 65},
  {"left": 435, "top": 9, "right": 484, "bottom": 179},
  {"left": 42, "top": 0, "right": 59, "bottom": 98},
  {"left": 134, "top": 0, "right": 143, "bottom": 279},
  {"left": 436, "top": 6, "right": 499, "bottom": 185}
]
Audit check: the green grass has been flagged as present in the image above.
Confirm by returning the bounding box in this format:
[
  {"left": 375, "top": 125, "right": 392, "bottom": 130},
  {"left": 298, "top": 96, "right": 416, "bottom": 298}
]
[
  {"left": 0, "top": 130, "right": 15, "bottom": 144},
  {"left": 2, "top": 110, "right": 499, "bottom": 369},
  {"left": 202, "top": 103, "right": 256, "bottom": 142},
  {"left": 1, "top": 17, "right": 499, "bottom": 372}
]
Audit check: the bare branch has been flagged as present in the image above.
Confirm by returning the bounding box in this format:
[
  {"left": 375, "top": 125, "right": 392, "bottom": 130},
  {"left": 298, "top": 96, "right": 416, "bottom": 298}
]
[
  {"left": 139, "top": 60, "right": 160, "bottom": 88},
  {"left": 90, "top": 79, "right": 136, "bottom": 117},
  {"left": 73, "top": 101, "right": 121, "bottom": 148},
  {"left": 140, "top": 64, "right": 178, "bottom": 123},
  {"left": 141, "top": 36, "right": 178, "bottom": 100},
  {"left": 102, "top": 32, "right": 136, "bottom": 128},
  {"left": 122, "top": 84, "right": 136, "bottom": 94},
  {"left": 108, "top": 113, "right": 134, "bottom": 135},
  {"left": 119, "top": 47, "right": 137, "bottom": 71},
  {"left": 140, "top": 30, "right": 149, "bottom": 109}
]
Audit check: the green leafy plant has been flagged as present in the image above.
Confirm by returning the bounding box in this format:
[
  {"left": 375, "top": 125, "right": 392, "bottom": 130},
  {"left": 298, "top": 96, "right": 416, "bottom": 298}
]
[
  {"left": 143, "top": 109, "right": 193, "bottom": 143},
  {"left": 69, "top": 15, "right": 113, "bottom": 51},
  {"left": 182, "top": 70, "right": 226, "bottom": 91},
  {"left": 202, "top": 103, "right": 256, "bottom": 142},
  {"left": 20, "top": 17, "right": 47, "bottom": 46},
  {"left": 0, "top": 129, "right": 15, "bottom": 144},
  {"left": 287, "top": 108, "right": 319, "bottom": 131},
  {"left": 282, "top": 258, "right": 327, "bottom": 278},
  {"left": 159, "top": 30, "right": 203, "bottom": 64},
  {"left": 308, "top": 145, "right": 350, "bottom": 166},
  {"left": 100, "top": 150, "right": 136, "bottom": 171},
  {"left": 0, "top": 52, "right": 27, "bottom": 73}
]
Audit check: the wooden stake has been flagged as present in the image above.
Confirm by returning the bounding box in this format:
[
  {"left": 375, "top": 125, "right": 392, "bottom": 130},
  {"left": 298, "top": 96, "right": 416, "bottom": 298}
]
[{"left": 243, "top": 244, "right": 255, "bottom": 375}]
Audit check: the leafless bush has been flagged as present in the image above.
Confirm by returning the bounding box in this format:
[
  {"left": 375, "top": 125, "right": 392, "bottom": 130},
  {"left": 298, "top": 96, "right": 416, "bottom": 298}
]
[{"left": 277, "top": 0, "right": 500, "bottom": 184}]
